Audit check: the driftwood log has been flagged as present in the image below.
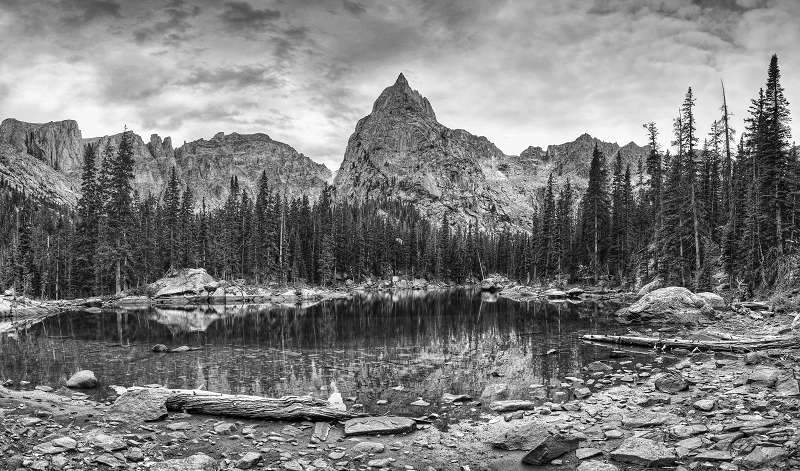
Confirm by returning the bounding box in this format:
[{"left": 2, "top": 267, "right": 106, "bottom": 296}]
[
  {"left": 582, "top": 334, "right": 798, "bottom": 353},
  {"left": 162, "top": 389, "right": 358, "bottom": 421}
]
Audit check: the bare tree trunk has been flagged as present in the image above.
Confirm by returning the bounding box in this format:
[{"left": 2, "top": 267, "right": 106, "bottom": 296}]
[
  {"left": 115, "top": 260, "right": 121, "bottom": 295},
  {"left": 691, "top": 182, "right": 702, "bottom": 289}
]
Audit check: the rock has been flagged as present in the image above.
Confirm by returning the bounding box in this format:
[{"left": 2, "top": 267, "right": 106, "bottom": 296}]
[
  {"left": 693, "top": 399, "right": 715, "bottom": 411},
  {"left": 586, "top": 361, "right": 613, "bottom": 372},
  {"left": 343, "top": 416, "right": 415, "bottom": 436},
  {"left": 483, "top": 418, "right": 551, "bottom": 451},
  {"left": 236, "top": 452, "right": 262, "bottom": 469},
  {"left": 94, "top": 454, "right": 124, "bottom": 468},
  {"left": 622, "top": 410, "right": 680, "bottom": 427},
  {"left": 669, "top": 424, "right": 708, "bottom": 438},
  {"left": 214, "top": 422, "right": 238, "bottom": 434},
  {"left": 170, "top": 345, "right": 190, "bottom": 353},
  {"left": 489, "top": 400, "right": 537, "bottom": 412},
  {"left": 88, "top": 431, "right": 127, "bottom": 452},
  {"left": 312, "top": 422, "right": 331, "bottom": 442},
  {"left": 367, "top": 458, "right": 393, "bottom": 468},
  {"left": 350, "top": 441, "right": 385, "bottom": 454},
  {"left": 637, "top": 278, "right": 663, "bottom": 297},
  {"left": 696, "top": 450, "right": 733, "bottom": 461},
  {"left": 442, "top": 393, "right": 471, "bottom": 403},
  {"left": 52, "top": 437, "right": 77, "bottom": 450},
  {"left": 575, "top": 448, "right": 602, "bottom": 460},
  {"left": 696, "top": 292, "right": 726, "bottom": 309},
  {"left": 480, "top": 382, "right": 509, "bottom": 400},
  {"left": 148, "top": 268, "right": 216, "bottom": 298},
  {"left": 65, "top": 370, "right": 97, "bottom": 388},
  {"left": 521, "top": 433, "right": 582, "bottom": 465},
  {"left": 747, "top": 367, "right": 781, "bottom": 387},
  {"left": 738, "top": 446, "right": 787, "bottom": 469},
  {"left": 775, "top": 377, "right": 800, "bottom": 396},
  {"left": 152, "top": 344, "right": 169, "bottom": 352},
  {"left": 108, "top": 388, "right": 169, "bottom": 422},
  {"left": 654, "top": 370, "right": 688, "bottom": 393},
  {"left": 151, "top": 453, "right": 219, "bottom": 471},
  {"left": 577, "top": 461, "right": 619, "bottom": 471},
  {"left": 618, "top": 286, "right": 712, "bottom": 324},
  {"left": 574, "top": 387, "right": 592, "bottom": 399},
  {"left": 410, "top": 398, "right": 430, "bottom": 407},
  {"left": 610, "top": 437, "right": 677, "bottom": 467},
  {"left": 744, "top": 351, "right": 768, "bottom": 365},
  {"left": 480, "top": 275, "right": 512, "bottom": 291},
  {"left": 125, "top": 448, "right": 145, "bottom": 462},
  {"left": 604, "top": 429, "right": 623, "bottom": 439},
  {"left": 739, "top": 301, "right": 769, "bottom": 310}
]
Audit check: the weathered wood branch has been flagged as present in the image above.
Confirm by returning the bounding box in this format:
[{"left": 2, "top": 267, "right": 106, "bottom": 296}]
[
  {"left": 163, "top": 389, "right": 358, "bottom": 421},
  {"left": 581, "top": 334, "right": 798, "bottom": 353}
]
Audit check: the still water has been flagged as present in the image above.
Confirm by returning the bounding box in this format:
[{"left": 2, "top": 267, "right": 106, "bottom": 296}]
[{"left": 0, "top": 290, "right": 643, "bottom": 417}]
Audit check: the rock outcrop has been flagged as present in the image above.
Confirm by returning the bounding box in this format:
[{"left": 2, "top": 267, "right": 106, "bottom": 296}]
[
  {"left": 0, "top": 143, "right": 79, "bottom": 206},
  {"left": 0, "top": 119, "right": 83, "bottom": 174},
  {"left": 147, "top": 268, "right": 217, "bottom": 298},
  {"left": 615, "top": 286, "right": 714, "bottom": 324}
]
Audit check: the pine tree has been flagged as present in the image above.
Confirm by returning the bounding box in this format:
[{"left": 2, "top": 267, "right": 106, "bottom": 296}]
[
  {"left": 73, "top": 143, "right": 100, "bottom": 296},
  {"left": 577, "top": 144, "right": 610, "bottom": 283}
]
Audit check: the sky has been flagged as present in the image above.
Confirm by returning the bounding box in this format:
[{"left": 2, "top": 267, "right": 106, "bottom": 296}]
[{"left": 0, "top": 0, "right": 798, "bottom": 171}]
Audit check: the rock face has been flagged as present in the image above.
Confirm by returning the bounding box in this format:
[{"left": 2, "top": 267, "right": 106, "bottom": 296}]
[
  {"left": 1, "top": 118, "right": 330, "bottom": 210},
  {"left": 333, "top": 74, "right": 538, "bottom": 230},
  {"left": 616, "top": 286, "right": 713, "bottom": 324},
  {"left": 175, "top": 131, "right": 330, "bottom": 209},
  {"left": 0, "top": 119, "right": 83, "bottom": 174}
]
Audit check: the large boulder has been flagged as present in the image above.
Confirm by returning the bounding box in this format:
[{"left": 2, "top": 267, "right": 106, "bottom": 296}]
[
  {"left": 696, "top": 292, "right": 726, "bottom": 309},
  {"left": 481, "top": 274, "right": 512, "bottom": 292},
  {"left": 616, "top": 286, "right": 713, "bottom": 324},
  {"left": 482, "top": 418, "right": 553, "bottom": 451},
  {"left": 108, "top": 388, "right": 170, "bottom": 422},
  {"left": 66, "top": 370, "right": 98, "bottom": 388},
  {"left": 148, "top": 268, "right": 216, "bottom": 298}
]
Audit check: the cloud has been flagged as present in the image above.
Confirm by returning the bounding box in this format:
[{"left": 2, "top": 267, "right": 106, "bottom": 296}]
[
  {"left": 133, "top": 0, "right": 201, "bottom": 45},
  {"left": 179, "top": 65, "right": 283, "bottom": 89},
  {"left": 60, "top": 0, "right": 121, "bottom": 25},
  {"left": 219, "top": 1, "right": 281, "bottom": 33}
]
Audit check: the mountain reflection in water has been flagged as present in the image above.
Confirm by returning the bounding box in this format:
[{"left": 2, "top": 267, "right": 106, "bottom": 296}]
[{"left": 0, "top": 290, "right": 637, "bottom": 416}]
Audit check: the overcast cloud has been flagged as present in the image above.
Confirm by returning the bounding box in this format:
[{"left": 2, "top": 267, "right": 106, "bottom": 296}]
[{"left": 0, "top": 0, "right": 797, "bottom": 170}]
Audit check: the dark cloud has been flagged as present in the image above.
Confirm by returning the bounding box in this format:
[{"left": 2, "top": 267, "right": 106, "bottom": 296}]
[
  {"left": 60, "top": 0, "right": 121, "bottom": 26},
  {"left": 133, "top": 0, "right": 201, "bottom": 45},
  {"left": 219, "top": 1, "right": 281, "bottom": 33},
  {"left": 341, "top": 0, "right": 366, "bottom": 16},
  {"left": 179, "top": 65, "right": 283, "bottom": 89}
]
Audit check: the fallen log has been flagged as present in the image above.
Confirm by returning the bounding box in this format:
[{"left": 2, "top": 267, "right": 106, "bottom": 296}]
[
  {"left": 581, "top": 334, "right": 798, "bottom": 353},
  {"left": 162, "top": 389, "right": 358, "bottom": 421}
]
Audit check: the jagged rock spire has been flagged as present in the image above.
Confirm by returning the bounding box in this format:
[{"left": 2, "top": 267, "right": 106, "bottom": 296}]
[{"left": 371, "top": 73, "right": 436, "bottom": 120}]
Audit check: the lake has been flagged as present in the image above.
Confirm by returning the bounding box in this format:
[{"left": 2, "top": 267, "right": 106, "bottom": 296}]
[{"left": 0, "top": 289, "right": 648, "bottom": 418}]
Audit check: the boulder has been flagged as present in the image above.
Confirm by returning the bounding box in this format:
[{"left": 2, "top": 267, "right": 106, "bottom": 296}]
[
  {"left": 577, "top": 461, "right": 619, "bottom": 471},
  {"left": 636, "top": 278, "right": 663, "bottom": 298},
  {"left": 775, "top": 377, "right": 800, "bottom": 397},
  {"left": 696, "top": 292, "right": 726, "bottom": 309},
  {"left": 738, "top": 446, "right": 788, "bottom": 469},
  {"left": 521, "top": 433, "right": 582, "bottom": 465},
  {"left": 653, "top": 370, "right": 689, "bottom": 393},
  {"left": 148, "top": 268, "right": 216, "bottom": 298},
  {"left": 692, "top": 399, "right": 716, "bottom": 411},
  {"left": 151, "top": 453, "right": 218, "bottom": 471},
  {"left": 236, "top": 452, "right": 262, "bottom": 470},
  {"left": 349, "top": 441, "right": 385, "bottom": 455},
  {"left": 610, "top": 437, "right": 677, "bottom": 467},
  {"left": 617, "top": 287, "right": 712, "bottom": 324},
  {"left": 108, "top": 388, "right": 169, "bottom": 422},
  {"left": 483, "top": 418, "right": 552, "bottom": 451},
  {"left": 480, "top": 382, "right": 509, "bottom": 400},
  {"left": 66, "top": 370, "right": 97, "bottom": 388},
  {"left": 480, "top": 274, "right": 512, "bottom": 292},
  {"left": 585, "top": 361, "right": 613, "bottom": 372},
  {"left": 747, "top": 367, "right": 781, "bottom": 387},
  {"left": 343, "top": 417, "right": 415, "bottom": 436}
]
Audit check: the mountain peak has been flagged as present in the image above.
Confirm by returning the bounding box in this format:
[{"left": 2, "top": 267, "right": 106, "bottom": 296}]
[{"left": 371, "top": 73, "right": 436, "bottom": 120}]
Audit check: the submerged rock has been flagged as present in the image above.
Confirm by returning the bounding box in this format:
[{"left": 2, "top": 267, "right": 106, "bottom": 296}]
[{"left": 65, "top": 370, "right": 97, "bottom": 389}]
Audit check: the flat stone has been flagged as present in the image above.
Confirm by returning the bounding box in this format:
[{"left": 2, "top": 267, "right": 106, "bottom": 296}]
[
  {"left": 349, "top": 441, "right": 385, "bottom": 455},
  {"left": 108, "top": 388, "right": 169, "bottom": 422},
  {"left": 604, "top": 430, "right": 623, "bottom": 439},
  {"left": 610, "top": 437, "right": 677, "bottom": 467},
  {"left": 94, "top": 454, "right": 124, "bottom": 468},
  {"left": 66, "top": 370, "right": 97, "bottom": 388},
  {"left": 124, "top": 447, "right": 145, "bottom": 462},
  {"left": 34, "top": 442, "right": 65, "bottom": 454},
  {"left": 696, "top": 450, "right": 733, "bottom": 461},
  {"left": 775, "top": 377, "right": 799, "bottom": 397},
  {"left": 167, "top": 422, "right": 192, "bottom": 431},
  {"left": 574, "top": 387, "right": 592, "bottom": 399},
  {"left": 367, "top": 458, "right": 393, "bottom": 468},
  {"left": 676, "top": 436, "right": 704, "bottom": 450},
  {"left": 521, "top": 433, "right": 581, "bottom": 465},
  {"left": 586, "top": 361, "right": 613, "bottom": 372},
  {"left": 214, "top": 422, "right": 237, "bottom": 434},
  {"left": 410, "top": 398, "right": 430, "bottom": 407},
  {"left": 442, "top": 393, "right": 471, "bottom": 403},
  {"left": 577, "top": 462, "right": 619, "bottom": 471},
  {"left": 236, "top": 452, "right": 262, "bottom": 469},
  {"left": 88, "top": 431, "right": 127, "bottom": 452},
  {"left": 312, "top": 422, "right": 331, "bottom": 442},
  {"left": 622, "top": 411, "right": 680, "bottom": 427},
  {"left": 576, "top": 447, "right": 602, "bottom": 460},
  {"left": 693, "top": 399, "right": 715, "bottom": 411},
  {"left": 343, "top": 416, "right": 415, "bottom": 436},
  {"left": 52, "top": 436, "right": 77, "bottom": 450},
  {"left": 738, "top": 446, "right": 787, "bottom": 469},
  {"left": 151, "top": 453, "right": 219, "bottom": 471},
  {"left": 489, "top": 400, "right": 537, "bottom": 412},
  {"left": 747, "top": 367, "right": 780, "bottom": 387}
]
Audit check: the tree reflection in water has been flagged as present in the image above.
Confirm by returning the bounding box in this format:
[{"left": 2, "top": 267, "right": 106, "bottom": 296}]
[{"left": 0, "top": 290, "right": 646, "bottom": 417}]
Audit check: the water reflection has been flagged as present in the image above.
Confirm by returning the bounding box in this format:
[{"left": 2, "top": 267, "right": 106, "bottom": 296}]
[{"left": 0, "top": 290, "right": 637, "bottom": 416}]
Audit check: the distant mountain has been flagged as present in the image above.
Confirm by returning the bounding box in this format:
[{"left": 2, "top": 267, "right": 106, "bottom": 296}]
[
  {"left": 333, "top": 74, "right": 648, "bottom": 229},
  {"left": 0, "top": 118, "right": 331, "bottom": 208}
]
